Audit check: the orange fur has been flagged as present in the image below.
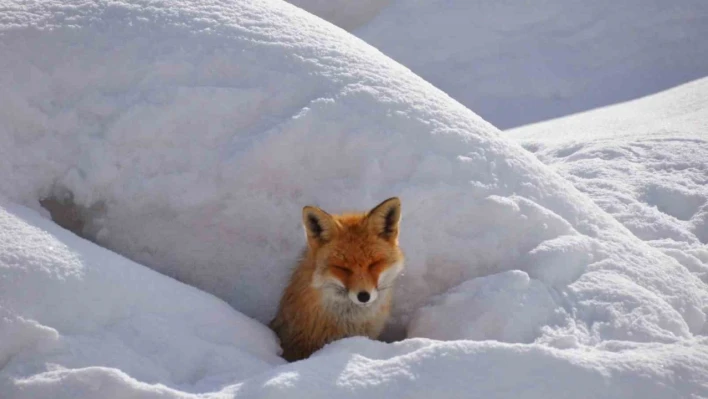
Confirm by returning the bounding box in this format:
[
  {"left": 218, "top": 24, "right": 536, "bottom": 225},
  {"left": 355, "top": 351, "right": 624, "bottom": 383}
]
[{"left": 269, "top": 197, "right": 405, "bottom": 362}]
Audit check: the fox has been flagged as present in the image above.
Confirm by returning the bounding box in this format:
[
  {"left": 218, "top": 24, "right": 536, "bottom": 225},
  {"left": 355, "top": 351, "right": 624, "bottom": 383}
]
[{"left": 269, "top": 197, "right": 405, "bottom": 362}]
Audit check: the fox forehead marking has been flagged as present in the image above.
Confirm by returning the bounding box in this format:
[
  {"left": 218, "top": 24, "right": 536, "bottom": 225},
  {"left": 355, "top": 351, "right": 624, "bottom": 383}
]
[
  {"left": 330, "top": 251, "right": 350, "bottom": 263},
  {"left": 329, "top": 246, "right": 377, "bottom": 265}
]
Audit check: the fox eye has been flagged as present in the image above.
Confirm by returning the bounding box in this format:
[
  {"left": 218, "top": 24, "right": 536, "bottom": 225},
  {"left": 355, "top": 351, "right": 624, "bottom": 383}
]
[{"left": 331, "top": 265, "right": 352, "bottom": 275}]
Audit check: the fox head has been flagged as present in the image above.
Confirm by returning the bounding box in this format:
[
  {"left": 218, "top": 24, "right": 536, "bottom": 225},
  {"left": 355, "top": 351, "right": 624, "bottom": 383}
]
[{"left": 302, "top": 197, "right": 405, "bottom": 307}]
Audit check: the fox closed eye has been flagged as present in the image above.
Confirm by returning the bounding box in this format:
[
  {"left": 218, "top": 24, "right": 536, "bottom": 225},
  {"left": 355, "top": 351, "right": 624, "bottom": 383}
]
[{"left": 331, "top": 265, "right": 352, "bottom": 274}]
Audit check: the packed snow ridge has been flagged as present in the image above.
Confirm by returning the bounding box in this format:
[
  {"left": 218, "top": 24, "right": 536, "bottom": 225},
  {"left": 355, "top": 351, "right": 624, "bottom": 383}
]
[{"left": 0, "top": 0, "right": 707, "bottom": 398}]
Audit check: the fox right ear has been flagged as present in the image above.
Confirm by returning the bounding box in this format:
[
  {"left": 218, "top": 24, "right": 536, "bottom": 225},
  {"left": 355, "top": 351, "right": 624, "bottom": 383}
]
[
  {"left": 302, "top": 206, "right": 337, "bottom": 245},
  {"left": 366, "top": 197, "right": 401, "bottom": 242}
]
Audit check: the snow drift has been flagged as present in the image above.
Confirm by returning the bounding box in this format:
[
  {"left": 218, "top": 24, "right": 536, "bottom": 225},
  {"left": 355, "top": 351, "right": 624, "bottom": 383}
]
[
  {"left": 289, "top": 0, "right": 708, "bottom": 128},
  {"left": 2, "top": 202, "right": 707, "bottom": 398},
  {"left": 510, "top": 77, "right": 708, "bottom": 283},
  {"left": 0, "top": 201, "right": 283, "bottom": 397},
  {"left": 1, "top": 0, "right": 707, "bottom": 397}
]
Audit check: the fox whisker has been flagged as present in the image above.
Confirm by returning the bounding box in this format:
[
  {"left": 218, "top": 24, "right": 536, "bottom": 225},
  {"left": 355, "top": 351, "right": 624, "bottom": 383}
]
[{"left": 327, "top": 284, "right": 348, "bottom": 296}]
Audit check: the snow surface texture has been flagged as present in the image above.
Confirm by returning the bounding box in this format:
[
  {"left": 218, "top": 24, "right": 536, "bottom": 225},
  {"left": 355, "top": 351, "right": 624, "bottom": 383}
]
[
  {"left": 511, "top": 77, "right": 708, "bottom": 284},
  {"left": 290, "top": 0, "right": 708, "bottom": 128},
  {"left": 2, "top": 205, "right": 707, "bottom": 399},
  {"left": 1, "top": 0, "right": 707, "bottom": 397}
]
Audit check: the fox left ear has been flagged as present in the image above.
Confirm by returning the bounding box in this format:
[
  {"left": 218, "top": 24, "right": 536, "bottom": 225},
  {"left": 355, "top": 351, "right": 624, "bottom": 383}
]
[
  {"left": 367, "top": 197, "right": 401, "bottom": 242},
  {"left": 302, "top": 205, "right": 337, "bottom": 246}
]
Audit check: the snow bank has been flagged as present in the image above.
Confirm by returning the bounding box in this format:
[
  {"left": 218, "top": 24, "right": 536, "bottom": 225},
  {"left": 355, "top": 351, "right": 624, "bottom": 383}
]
[
  {"left": 2, "top": 0, "right": 704, "bottom": 338},
  {"left": 510, "top": 77, "right": 708, "bottom": 283},
  {"left": 3, "top": 206, "right": 705, "bottom": 399},
  {"left": 408, "top": 270, "right": 560, "bottom": 343},
  {"left": 348, "top": 0, "right": 708, "bottom": 128},
  {"left": 1, "top": 0, "right": 707, "bottom": 397},
  {"left": 246, "top": 337, "right": 708, "bottom": 399},
  {"left": 0, "top": 201, "right": 282, "bottom": 397}
]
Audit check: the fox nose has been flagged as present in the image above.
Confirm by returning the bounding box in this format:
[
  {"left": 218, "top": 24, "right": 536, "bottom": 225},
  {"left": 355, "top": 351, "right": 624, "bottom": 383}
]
[{"left": 357, "top": 291, "right": 370, "bottom": 303}]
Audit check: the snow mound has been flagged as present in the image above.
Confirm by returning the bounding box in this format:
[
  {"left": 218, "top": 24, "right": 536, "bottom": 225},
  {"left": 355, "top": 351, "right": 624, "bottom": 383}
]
[
  {"left": 284, "top": 337, "right": 708, "bottom": 399},
  {"left": 345, "top": 0, "right": 708, "bottom": 128},
  {"left": 1, "top": 0, "right": 707, "bottom": 397},
  {"left": 408, "top": 270, "right": 560, "bottom": 343},
  {"left": 2, "top": 0, "right": 706, "bottom": 343},
  {"left": 0, "top": 201, "right": 282, "bottom": 397},
  {"left": 511, "top": 77, "right": 708, "bottom": 283}
]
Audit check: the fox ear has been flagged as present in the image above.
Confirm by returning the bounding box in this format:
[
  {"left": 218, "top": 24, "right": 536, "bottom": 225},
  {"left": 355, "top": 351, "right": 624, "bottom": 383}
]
[
  {"left": 302, "top": 205, "right": 337, "bottom": 245},
  {"left": 367, "top": 197, "right": 401, "bottom": 242}
]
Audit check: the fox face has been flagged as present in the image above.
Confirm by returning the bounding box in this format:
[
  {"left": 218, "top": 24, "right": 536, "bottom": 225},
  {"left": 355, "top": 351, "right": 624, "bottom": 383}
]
[
  {"left": 270, "top": 197, "right": 405, "bottom": 361},
  {"left": 303, "top": 197, "right": 404, "bottom": 308}
]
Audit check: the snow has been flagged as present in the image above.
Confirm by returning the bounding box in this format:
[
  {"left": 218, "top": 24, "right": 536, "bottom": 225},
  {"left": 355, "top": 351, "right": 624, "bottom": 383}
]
[
  {"left": 408, "top": 270, "right": 560, "bottom": 343},
  {"left": 0, "top": 201, "right": 283, "bottom": 397},
  {"left": 510, "top": 77, "right": 708, "bottom": 283},
  {"left": 0, "top": 0, "right": 707, "bottom": 398},
  {"left": 288, "top": 0, "right": 708, "bottom": 128},
  {"left": 3, "top": 202, "right": 706, "bottom": 399}
]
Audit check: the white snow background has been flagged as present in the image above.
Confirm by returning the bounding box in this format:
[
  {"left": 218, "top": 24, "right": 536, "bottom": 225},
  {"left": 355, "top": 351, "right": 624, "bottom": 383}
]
[
  {"left": 1, "top": 0, "right": 707, "bottom": 398},
  {"left": 291, "top": 0, "right": 708, "bottom": 128}
]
